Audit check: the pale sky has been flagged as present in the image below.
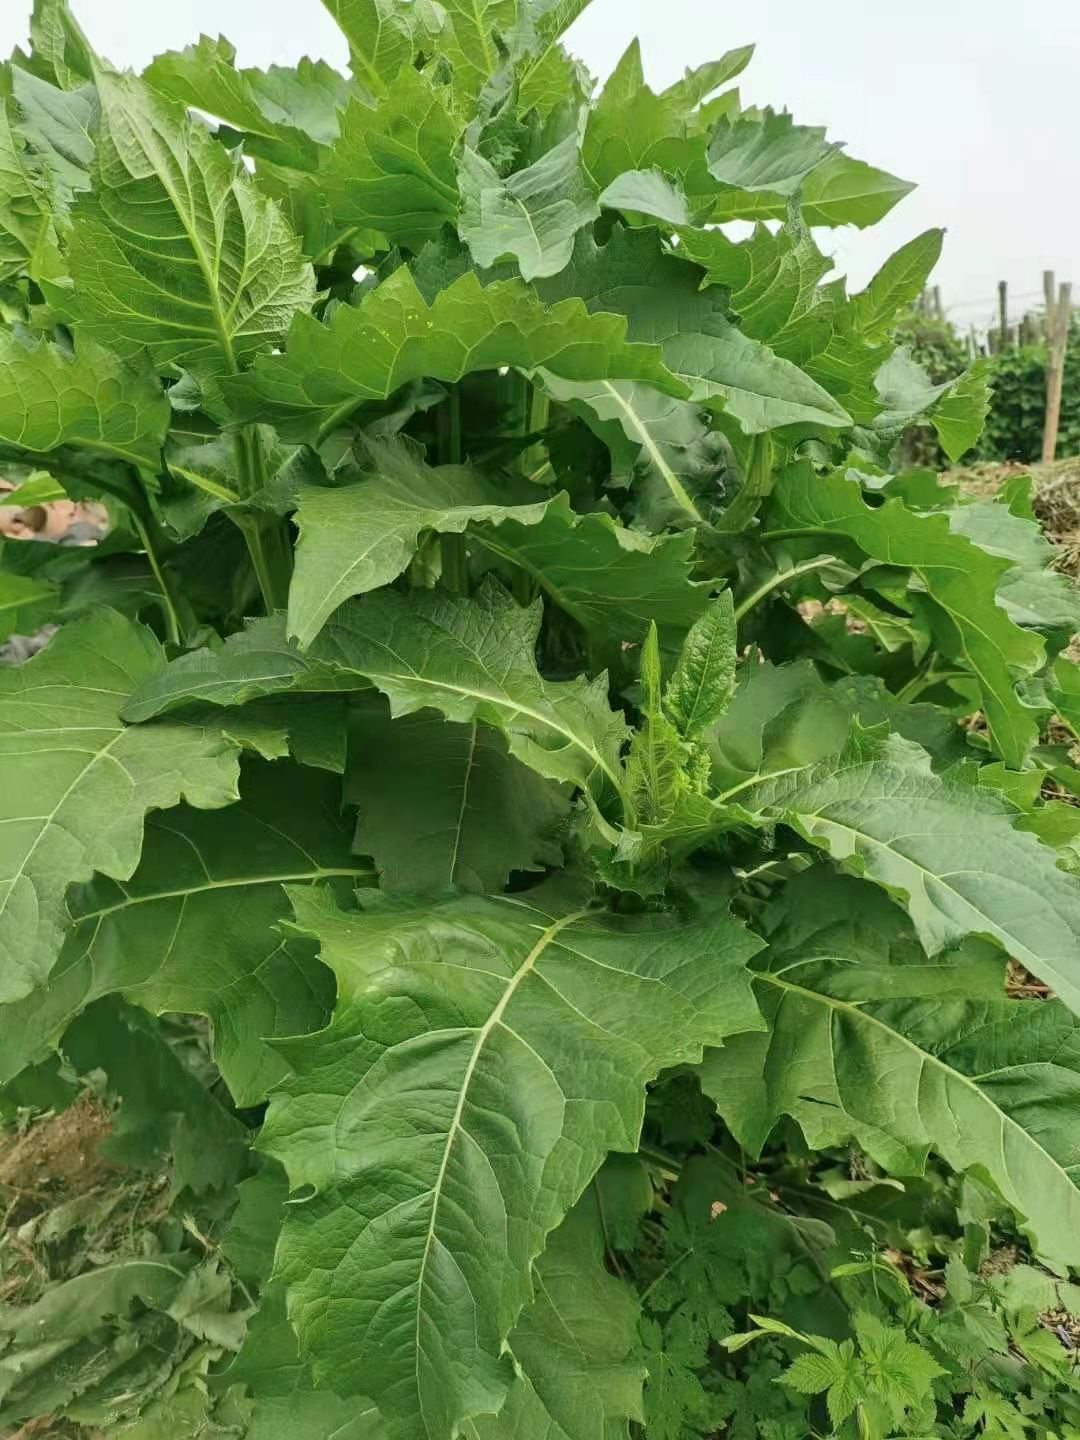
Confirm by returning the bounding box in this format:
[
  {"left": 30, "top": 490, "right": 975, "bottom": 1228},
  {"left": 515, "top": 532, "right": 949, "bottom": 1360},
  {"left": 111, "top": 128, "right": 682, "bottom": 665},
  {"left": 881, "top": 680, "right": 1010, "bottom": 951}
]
[{"left": 2, "top": 0, "right": 1078, "bottom": 335}]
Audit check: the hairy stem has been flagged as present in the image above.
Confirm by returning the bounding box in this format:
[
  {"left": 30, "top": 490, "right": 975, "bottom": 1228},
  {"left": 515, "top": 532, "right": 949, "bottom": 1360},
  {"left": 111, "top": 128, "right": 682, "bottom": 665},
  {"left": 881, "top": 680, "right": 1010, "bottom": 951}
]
[
  {"left": 437, "top": 388, "right": 468, "bottom": 594},
  {"left": 734, "top": 554, "right": 839, "bottom": 622},
  {"left": 231, "top": 510, "right": 293, "bottom": 613},
  {"left": 129, "top": 503, "right": 181, "bottom": 645}
]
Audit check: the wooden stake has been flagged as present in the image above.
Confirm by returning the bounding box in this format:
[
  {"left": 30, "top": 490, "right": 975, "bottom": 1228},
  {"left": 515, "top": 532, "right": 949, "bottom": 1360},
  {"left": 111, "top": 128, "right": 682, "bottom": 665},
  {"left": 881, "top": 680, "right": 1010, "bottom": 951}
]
[
  {"left": 1042, "top": 280, "right": 1073, "bottom": 463},
  {"left": 998, "top": 280, "right": 1009, "bottom": 350}
]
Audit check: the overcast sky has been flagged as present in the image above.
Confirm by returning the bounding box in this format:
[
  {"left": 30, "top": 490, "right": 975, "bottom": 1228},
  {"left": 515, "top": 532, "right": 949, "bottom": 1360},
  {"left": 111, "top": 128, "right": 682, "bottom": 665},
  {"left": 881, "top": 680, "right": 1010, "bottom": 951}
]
[{"left": 2, "top": 0, "right": 1077, "bottom": 334}]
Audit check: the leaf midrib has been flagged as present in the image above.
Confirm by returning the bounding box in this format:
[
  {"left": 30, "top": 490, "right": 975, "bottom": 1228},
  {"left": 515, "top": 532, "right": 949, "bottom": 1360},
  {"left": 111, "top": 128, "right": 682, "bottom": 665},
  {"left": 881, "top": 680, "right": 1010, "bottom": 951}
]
[
  {"left": 413, "top": 907, "right": 588, "bottom": 1425},
  {"left": 760, "top": 970, "right": 1078, "bottom": 1200},
  {"left": 73, "top": 864, "right": 374, "bottom": 924}
]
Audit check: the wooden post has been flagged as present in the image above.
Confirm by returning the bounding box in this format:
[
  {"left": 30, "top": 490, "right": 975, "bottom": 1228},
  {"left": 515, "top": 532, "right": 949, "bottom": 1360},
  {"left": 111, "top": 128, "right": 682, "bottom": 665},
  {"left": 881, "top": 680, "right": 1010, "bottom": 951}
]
[
  {"left": 1000, "top": 280, "right": 1011, "bottom": 348},
  {"left": 1042, "top": 280, "right": 1073, "bottom": 463},
  {"left": 932, "top": 285, "right": 943, "bottom": 321},
  {"left": 1044, "top": 269, "right": 1056, "bottom": 320}
]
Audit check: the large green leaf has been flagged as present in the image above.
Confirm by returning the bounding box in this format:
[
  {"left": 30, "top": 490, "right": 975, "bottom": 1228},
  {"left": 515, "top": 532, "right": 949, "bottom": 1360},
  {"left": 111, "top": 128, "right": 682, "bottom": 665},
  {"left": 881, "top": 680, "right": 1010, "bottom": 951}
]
[
  {"left": 539, "top": 229, "right": 852, "bottom": 433},
  {"left": 230, "top": 263, "right": 686, "bottom": 443},
  {"left": 313, "top": 579, "right": 632, "bottom": 801},
  {"left": 946, "top": 489, "right": 1080, "bottom": 633},
  {"left": 664, "top": 592, "right": 737, "bottom": 737},
  {"left": 230, "top": 1288, "right": 385, "bottom": 1440},
  {"left": 732, "top": 728, "right": 1080, "bottom": 1017},
  {"left": 705, "top": 108, "right": 839, "bottom": 197},
  {"left": 0, "top": 80, "right": 57, "bottom": 281},
  {"left": 472, "top": 500, "right": 710, "bottom": 654},
  {"left": 458, "top": 135, "right": 599, "bottom": 281},
  {"left": 704, "top": 150, "right": 914, "bottom": 229},
  {"left": 0, "top": 608, "right": 241, "bottom": 1004},
  {"left": 537, "top": 371, "right": 721, "bottom": 527},
  {"left": 699, "top": 869, "right": 1080, "bottom": 1269},
  {"left": 122, "top": 612, "right": 367, "bottom": 723},
  {"left": 319, "top": 0, "right": 416, "bottom": 96},
  {"left": 261, "top": 881, "right": 762, "bottom": 1436},
  {"left": 0, "top": 328, "right": 168, "bottom": 470},
  {"left": 127, "top": 580, "right": 630, "bottom": 807},
  {"left": 0, "top": 760, "right": 372, "bottom": 1105},
  {"left": 764, "top": 463, "right": 1044, "bottom": 766},
  {"left": 847, "top": 229, "right": 944, "bottom": 342},
  {"left": 466, "top": 1191, "right": 644, "bottom": 1439},
  {"left": 348, "top": 701, "right": 571, "bottom": 894},
  {"left": 142, "top": 35, "right": 343, "bottom": 169},
  {"left": 286, "top": 438, "right": 553, "bottom": 647},
  {"left": 67, "top": 66, "right": 315, "bottom": 381},
  {"left": 674, "top": 218, "right": 833, "bottom": 352},
  {"left": 321, "top": 67, "right": 460, "bottom": 252}
]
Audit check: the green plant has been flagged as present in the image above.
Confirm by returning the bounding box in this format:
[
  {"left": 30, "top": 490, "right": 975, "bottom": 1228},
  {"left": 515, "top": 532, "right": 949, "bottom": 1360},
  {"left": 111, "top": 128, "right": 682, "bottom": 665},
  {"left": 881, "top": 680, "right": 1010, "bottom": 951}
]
[
  {"left": 1, "top": 1, "right": 1080, "bottom": 1437},
  {"left": 978, "top": 318, "right": 1080, "bottom": 462}
]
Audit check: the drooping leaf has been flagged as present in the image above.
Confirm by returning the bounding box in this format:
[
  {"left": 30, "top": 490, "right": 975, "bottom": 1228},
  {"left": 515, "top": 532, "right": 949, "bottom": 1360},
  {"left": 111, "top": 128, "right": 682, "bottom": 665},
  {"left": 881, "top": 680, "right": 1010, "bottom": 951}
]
[
  {"left": 0, "top": 760, "right": 372, "bottom": 1105},
  {"left": 699, "top": 868, "right": 1080, "bottom": 1269},
  {"left": 0, "top": 80, "right": 57, "bottom": 280},
  {"left": 321, "top": 67, "right": 460, "bottom": 252},
  {"left": 731, "top": 728, "right": 1080, "bottom": 1016},
  {"left": 458, "top": 135, "right": 600, "bottom": 281},
  {"left": 142, "top": 34, "right": 337, "bottom": 169},
  {"left": 349, "top": 701, "right": 570, "bottom": 894},
  {"left": 705, "top": 150, "right": 914, "bottom": 229},
  {"left": 472, "top": 499, "right": 710, "bottom": 654},
  {"left": 0, "top": 328, "right": 168, "bottom": 470},
  {"left": 122, "top": 612, "right": 367, "bottom": 723},
  {"left": 61, "top": 998, "right": 249, "bottom": 1194},
  {"left": 664, "top": 591, "right": 737, "bottom": 736},
  {"left": 230, "top": 263, "right": 687, "bottom": 443},
  {"left": 539, "top": 228, "right": 852, "bottom": 433},
  {"left": 599, "top": 168, "right": 692, "bottom": 226},
  {"left": 261, "top": 881, "right": 762, "bottom": 1435},
  {"left": 765, "top": 463, "right": 1044, "bottom": 766},
  {"left": 128, "top": 580, "right": 631, "bottom": 806},
  {"left": 537, "top": 371, "right": 722, "bottom": 527},
  {"left": 314, "top": 579, "right": 632, "bottom": 800},
  {"left": 67, "top": 66, "right": 315, "bottom": 381},
  {"left": 286, "top": 438, "right": 553, "bottom": 647},
  {"left": 0, "top": 608, "right": 241, "bottom": 1004}
]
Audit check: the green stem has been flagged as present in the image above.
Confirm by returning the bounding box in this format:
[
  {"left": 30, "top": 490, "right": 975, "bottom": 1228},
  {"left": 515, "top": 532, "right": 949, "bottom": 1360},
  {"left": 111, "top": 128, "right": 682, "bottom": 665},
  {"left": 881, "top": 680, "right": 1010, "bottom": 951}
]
[
  {"left": 230, "top": 430, "right": 293, "bottom": 612},
  {"left": 893, "top": 657, "right": 967, "bottom": 704},
  {"left": 519, "top": 383, "right": 551, "bottom": 478},
  {"left": 715, "top": 433, "right": 774, "bottom": 534},
  {"left": 734, "top": 554, "right": 838, "bottom": 622},
  {"left": 437, "top": 388, "right": 468, "bottom": 594},
  {"left": 130, "top": 506, "right": 181, "bottom": 646},
  {"left": 231, "top": 510, "right": 293, "bottom": 613}
]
